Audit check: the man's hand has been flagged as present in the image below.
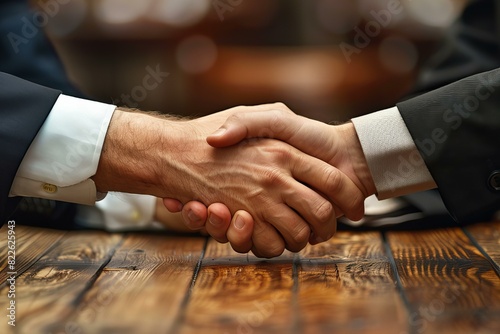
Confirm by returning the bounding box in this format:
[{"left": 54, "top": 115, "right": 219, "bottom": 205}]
[
  {"left": 172, "top": 103, "right": 377, "bottom": 254},
  {"left": 160, "top": 199, "right": 254, "bottom": 253},
  {"left": 207, "top": 103, "right": 376, "bottom": 201},
  {"left": 92, "top": 106, "right": 362, "bottom": 258}
]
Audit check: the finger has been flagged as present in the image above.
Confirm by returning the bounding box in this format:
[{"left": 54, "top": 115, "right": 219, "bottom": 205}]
[
  {"left": 207, "top": 108, "right": 300, "bottom": 148},
  {"left": 250, "top": 220, "right": 286, "bottom": 258},
  {"left": 227, "top": 210, "right": 254, "bottom": 253},
  {"left": 162, "top": 198, "right": 183, "bottom": 212},
  {"left": 205, "top": 203, "right": 232, "bottom": 243},
  {"left": 290, "top": 152, "right": 365, "bottom": 222},
  {"left": 262, "top": 203, "right": 312, "bottom": 253},
  {"left": 181, "top": 201, "right": 209, "bottom": 230}
]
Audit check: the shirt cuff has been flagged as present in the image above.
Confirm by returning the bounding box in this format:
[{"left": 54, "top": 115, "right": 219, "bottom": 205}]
[
  {"left": 351, "top": 106, "right": 437, "bottom": 199},
  {"left": 9, "top": 94, "right": 116, "bottom": 205}
]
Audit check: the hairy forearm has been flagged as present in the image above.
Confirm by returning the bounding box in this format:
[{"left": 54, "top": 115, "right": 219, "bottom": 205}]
[
  {"left": 92, "top": 108, "right": 176, "bottom": 196},
  {"left": 91, "top": 107, "right": 221, "bottom": 203}
]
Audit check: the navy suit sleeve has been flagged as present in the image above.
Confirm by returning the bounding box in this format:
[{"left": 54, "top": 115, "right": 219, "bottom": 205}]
[
  {"left": 397, "top": 68, "right": 500, "bottom": 222},
  {"left": 0, "top": 72, "right": 61, "bottom": 224}
]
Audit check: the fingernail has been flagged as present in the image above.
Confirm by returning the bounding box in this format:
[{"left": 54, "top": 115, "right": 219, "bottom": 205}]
[
  {"left": 211, "top": 128, "right": 226, "bottom": 137},
  {"left": 209, "top": 213, "right": 223, "bottom": 227},
  {"left": 234, "top": 215, "right": 245, "bottom": 230}
]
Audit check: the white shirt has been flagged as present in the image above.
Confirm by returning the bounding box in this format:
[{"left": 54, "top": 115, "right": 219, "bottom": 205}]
[{"left": 8, "top": 94, "right": 157, "bottom": 231}]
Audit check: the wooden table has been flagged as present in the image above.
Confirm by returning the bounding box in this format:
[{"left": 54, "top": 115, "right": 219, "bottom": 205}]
[{"left": 1, "top": 221, "right": 500, "bottom": 334}]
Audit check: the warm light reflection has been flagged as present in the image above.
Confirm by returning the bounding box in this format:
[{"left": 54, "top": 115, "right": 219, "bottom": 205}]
[
  {"left": 95, "top": 0, "right": 152, "bottom": 25},
  {"left": 406, "top": 0, "right": 459, "bottom": 28},
  {"left": 147, "top": 0, "right": 210, "bottom": 27}
]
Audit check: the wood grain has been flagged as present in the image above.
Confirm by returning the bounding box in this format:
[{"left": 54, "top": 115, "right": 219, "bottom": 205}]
[
  {"left": 0, "top": 225, "right": 65, "bottom": 284},
  {"left": 0, "top": 230, "right": 122, "bottom": 333},
  {"left": 464, "top": 221, "right": 500, "bottom": 273},
  {"left": 386, "top": 227, "right": 500, "bottom": 334},
  {"left": 64, "top": 233, "right": 206, "bottom": 334},
  {"left": 296, "top": 231, "right": 408, "bottom": 334},
  {"left": 3, "top": 224, "right": 500, "bottom": 333},
  {"left": 178, "top": 238, "right": 296, "bottom": 334}
]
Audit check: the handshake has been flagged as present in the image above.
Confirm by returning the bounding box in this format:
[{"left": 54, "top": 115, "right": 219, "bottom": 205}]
[{"left": 93, "top": 103, "right": 377, "bottom": 258}]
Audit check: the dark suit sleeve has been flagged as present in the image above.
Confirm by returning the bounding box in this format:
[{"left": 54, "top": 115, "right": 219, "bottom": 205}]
[
  {"left": 0, "top": 72, "right": 61, "bottom": 224},
  {"left": 397, "top": 68, "right": 500, "bottom": 222}
]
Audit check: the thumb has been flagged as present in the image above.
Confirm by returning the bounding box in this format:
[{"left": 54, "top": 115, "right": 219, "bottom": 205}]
[
  {"left": 207, "top": 111, "right": 296, "bottom": 148},
  {"left": 206, "top": 125, "right": 247, "bottom": 148}
]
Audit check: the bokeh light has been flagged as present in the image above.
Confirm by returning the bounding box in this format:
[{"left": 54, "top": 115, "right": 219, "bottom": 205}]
[
  {"left": 176, "top": 35, "right": 218, "bottom": 74},
  {"left": 148, "top": 0, "right": 210, "bottom": 27},
  {"left": 95, "top": 0, "right": 151, "bottom": 25}
]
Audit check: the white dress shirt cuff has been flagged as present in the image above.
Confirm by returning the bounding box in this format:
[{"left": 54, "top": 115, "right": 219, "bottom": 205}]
[
  {"left": 351, "top": 106, "right": 437, "bottom": 199},
  {"left": 9, "top": 94, "right": 116, "bottom": 205}
]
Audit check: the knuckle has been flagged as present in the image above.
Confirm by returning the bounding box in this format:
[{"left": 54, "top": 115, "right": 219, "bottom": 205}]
[
  {"left": 313, "top": 200, "right": 335, "bottom": 224},
  {"left": 272, "top": 102, "right": 288, "bottom": 110},
  {"left": 273, "top": 146, "right": 294, "bottom": 163},
  {"left": 262, "top": 167, "right": 287, "bottom": 187},
  {"left": 227, "top": 113, "right": 245, "bottom": 124},
  {"left": 288, "top": 224, "right": 310, "bottom": 252},
  {"left": 323, "top": 167, "right": 343, "bottom": 195}
]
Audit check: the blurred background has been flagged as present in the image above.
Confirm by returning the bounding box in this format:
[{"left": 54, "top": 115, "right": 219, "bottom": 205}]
[{"left": 36, "top": 0, "right": 468, "bottom": 122}]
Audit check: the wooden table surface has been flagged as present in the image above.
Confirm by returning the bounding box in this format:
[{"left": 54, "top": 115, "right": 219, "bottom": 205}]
[{"left": 1, "top": 221, "right": 500, "bottom": 334}]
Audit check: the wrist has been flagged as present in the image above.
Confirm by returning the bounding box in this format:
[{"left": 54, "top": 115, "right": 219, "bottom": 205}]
[
  {"left": 92, "top": 108, "right": 170, "bottom": 195},
  {"left": 337, "top": 122, "right": 377, "bottom": 197}
]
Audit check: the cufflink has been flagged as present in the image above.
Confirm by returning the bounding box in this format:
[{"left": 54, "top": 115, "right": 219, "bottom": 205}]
[
  {"left": 488, "top": 171, "right": 500, "bottom": 191},
  {"left": 42, "top": 183, "right": 58, "bottom": 194}
]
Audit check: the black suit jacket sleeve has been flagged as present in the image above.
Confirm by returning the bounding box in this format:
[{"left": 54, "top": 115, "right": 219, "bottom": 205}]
[
  {"left": 0, "top": 72, "right": 61, "bottom": 224},
  {"left": 397, "top": 68, "right": 500, "bottom": 222}
]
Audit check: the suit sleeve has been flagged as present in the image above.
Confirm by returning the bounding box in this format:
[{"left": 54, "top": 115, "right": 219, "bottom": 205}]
[
  {"left": 397, "top": 68, "right": 500, "bottom": 222},
  {"left": 0, "top": 72, "right": 61, "bottom": 224}
]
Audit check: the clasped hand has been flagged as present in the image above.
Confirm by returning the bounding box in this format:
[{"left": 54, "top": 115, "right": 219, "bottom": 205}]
[{"left": 164, "top": 103, "right": 375, "bottom": 258}]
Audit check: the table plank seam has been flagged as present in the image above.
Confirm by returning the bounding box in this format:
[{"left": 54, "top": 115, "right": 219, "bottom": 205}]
[
  {"left": 461, "top": 226, "right": 500, "bottom": 279},
  {"left": 70, "top": 234, "right": 125, "bottom": 308},
  {"left": 291, "top": 253, "right": 303, "bottom": 334},
  {"left": 382, "top": 231, "right": 415, "bottom": 334},
  {"left": 168, "top": 236, "right": 209, "bottom": 334}
]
